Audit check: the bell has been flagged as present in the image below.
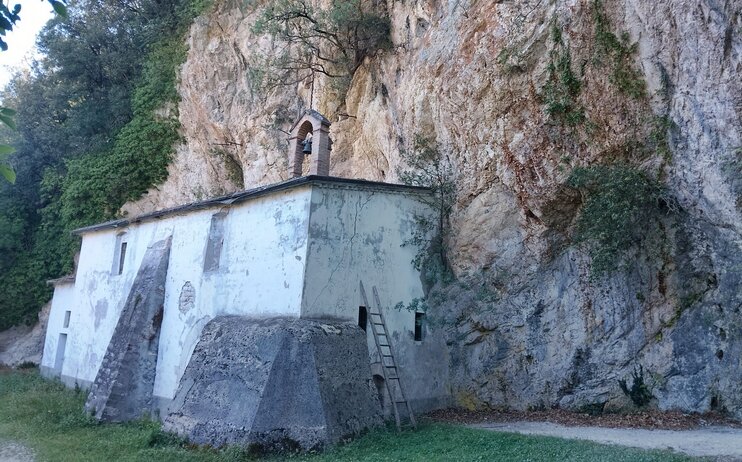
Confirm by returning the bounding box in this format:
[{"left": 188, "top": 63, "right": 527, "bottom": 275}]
[{"left": 302, "top": 138, "right": 313, "bottom": 154}]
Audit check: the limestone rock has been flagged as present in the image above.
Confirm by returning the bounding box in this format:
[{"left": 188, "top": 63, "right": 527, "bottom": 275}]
[
  {"left": 163, "top": 316, "right": 383, "bottom": 451},
  {"left": 0, "top": 302, "right": 50, "bottom": 367}
]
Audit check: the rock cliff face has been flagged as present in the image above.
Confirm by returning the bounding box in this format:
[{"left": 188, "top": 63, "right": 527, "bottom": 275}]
[
  {"left": 126, "top": 0, "right": 741, "bottom": 418},
  {"left": 0, "top": 302, "right": 49, "bottom": 367}
]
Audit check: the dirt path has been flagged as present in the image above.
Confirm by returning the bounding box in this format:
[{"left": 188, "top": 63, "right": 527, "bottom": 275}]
[
  {"left": 473, "top": 421, "right": 742, "bottom": 459},
  {"left": 0, "top": 440, "right": 35, "bottom": 462}
]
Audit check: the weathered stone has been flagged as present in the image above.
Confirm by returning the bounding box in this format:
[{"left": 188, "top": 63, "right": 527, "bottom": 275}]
[
  {"left": 84, "top": 237, "right": 172, "bottom": 422},
  {"left": 0, "top": 302, "right": 49, "bottom": 367},
  {"left": 164, "top": 316, "right": 382, "bottom": 451}
]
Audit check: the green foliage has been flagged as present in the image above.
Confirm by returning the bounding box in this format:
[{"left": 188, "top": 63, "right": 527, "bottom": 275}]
[
  {"left": 0, "top": 369, "right": 694, "bottom": 462},
  {"left": 0, "top": 107, "right": 17, "bottom": 183},
  {"left": 0, "top": 106, "right": 15, "bottom": 130},
  {"left": 58, "top": 10, "right": 196, "bottom": 227},
  {"left": 252, "top": 0, "right": 390, "bottom": 90},
  {"left": 592, "top": 0, "right": 646, "bottom": 99},
  {"left": 568, "top": 165, "right": 673, "bottom": 276},
  {"left": 0, "top": 168, "right": 74, "bottom": 329},
  {"left": 0, "top": 148, "right": 14, "bottom": 183},
  {"left": 618, "top": 366, "right": 654, "bottom": 408},
  {"left": 0, "top": 0, "right": 210, "bottom": 329},
  {"left": 394, "top": 297, "right": 429, "bottom": 314},
  {"left": 3, "top": 0, "right": 128, "bottom": 189},
  {"left": 397, "top": 136, "right": 456, "bottom": 283},
  {"left": 543, "top": 23, "right": 585, "bottom": 126},
  {"left": 0, "top": 0, "right": 66, "bottom": 51},
  {"left": 60, "top": 33, "right": 191, "bottom": 230},
  {"left": 59, "top": 151, "right": 118, "bottom": 228},
  {"left": 648, "top": 115, "right": 674, "bottom": 162}
]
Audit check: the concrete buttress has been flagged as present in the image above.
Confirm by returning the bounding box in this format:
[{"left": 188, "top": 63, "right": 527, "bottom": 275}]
[
  {"left": 85, "top": 236, "right": 172, "bottom": 422},
  {"left": 163, "top": 316, "right": 383, "bottom": 451}
]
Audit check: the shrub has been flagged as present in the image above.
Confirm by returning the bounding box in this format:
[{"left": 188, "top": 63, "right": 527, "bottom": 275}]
[
  {"left": 252, "top": 0, "right": 391, "bottom": 90},
  {"left": 543, "top": 23, "right": 585, "bottom": 126},
  {"left": 592, "top": 0, "right": 646, "bottom": 99},
  {"left": 618, "top": 366, "right": 653, "bottom": 407},
  {"left": 397, "top": 136, "right": 456, "bottom": 283},
  {"left": 568, "top": 165, "right": 673, "bottom": 276},
  {"left": 0, "top": 0, "right": 209, "bottom": 329}
]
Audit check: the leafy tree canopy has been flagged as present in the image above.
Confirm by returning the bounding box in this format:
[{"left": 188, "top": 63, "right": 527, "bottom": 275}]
[{"left": 0, "top": 0, "right": 209, "bottom": 329}]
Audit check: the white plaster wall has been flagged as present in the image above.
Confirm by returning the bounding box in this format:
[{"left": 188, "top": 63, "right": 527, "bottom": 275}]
[
  {"left": 40, "top": 282, "right": 75, "bottom": 375},
  {"left": 154, "top": 186, "right": 311, "bottom": 399},
  {"left": 60, "top": 220, "right": 174, "bottom": 386},
  {"left": 52, "top": 185, "right": 311, "bottom": 395},
  {"left": 48, "top": 180, "right": 448, "bottom": 410},
  {"left": 302, "top": 184, "right": 451, "bottom": 411},
  {"left": 302, "top": 185, "right": 428, "bottom": 319}
]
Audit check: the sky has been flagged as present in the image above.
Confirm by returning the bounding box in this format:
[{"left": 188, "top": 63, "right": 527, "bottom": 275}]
[{"left": 0, "top": 1, "right": 54, "bottom": 90}]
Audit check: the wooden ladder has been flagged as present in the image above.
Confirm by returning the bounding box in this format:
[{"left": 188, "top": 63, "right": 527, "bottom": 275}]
[{"left": 360, "top": 281, "right": 417, "bottom": 431}]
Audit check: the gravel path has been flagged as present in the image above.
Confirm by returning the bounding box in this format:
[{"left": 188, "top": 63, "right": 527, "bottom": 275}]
[
  {"left": 473, "top": 421, "right": 742, "bottom": 459},
  {"left": 0, "top": 440, "right": 35, "bottom": 462}
]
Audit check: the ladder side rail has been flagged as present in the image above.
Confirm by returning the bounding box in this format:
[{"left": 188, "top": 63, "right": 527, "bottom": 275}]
[
  {"left": 372, "top": 286, "right": 417, "bottom": 429},
  {"left": 360, "top": 281, "right": 402, "bottom": 431}
]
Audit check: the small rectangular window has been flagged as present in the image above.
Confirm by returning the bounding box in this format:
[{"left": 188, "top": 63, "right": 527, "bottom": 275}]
[
  {"left": 358, "top": 306, "right": 367, "bottom": 332},
  {"left": 117, "top": 242, "right": 127, "bottom": 275},
  {"left": 63, "top": 310, "right": 71, "bottom": 328},
  {"left": 414, "top": 312, "right": 424, "bottom": 342},
  {"left": 112, "top": 232, "right": 128, "bottom": 275}
]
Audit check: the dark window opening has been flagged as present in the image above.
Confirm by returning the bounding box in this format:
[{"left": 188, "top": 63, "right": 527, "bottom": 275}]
[
  {"left": 204, "top": 212, "right": 227, "bottom": 273},
  {"left": 358, "top": 306, "right": 368, "bottom": 332},
  {"left": 63, "top": 310, "right": 71, "bottom": 328},
  {"left": 117, "top": 242, "right": 127, "bottom": 275},
  {"left": 414, "top": 312, "right": 424, "bottom": 341},
  {"left": 112, "top": 232, "right": 128, "bottom": 275}
]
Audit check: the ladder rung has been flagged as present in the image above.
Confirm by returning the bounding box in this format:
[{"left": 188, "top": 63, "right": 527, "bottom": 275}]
[{"left": 360, "top": 281, "right": 417, "bottom": 431}]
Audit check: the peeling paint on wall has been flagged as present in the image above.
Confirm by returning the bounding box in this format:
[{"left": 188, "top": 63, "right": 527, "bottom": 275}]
[
  {"left": 43, "top": 179, "right": 449, "bottom": 413},
  {"left": 178, "top": 282, "right": 195, "bottom": 314},
  {"left": 94, "top": 300, "right": 108, "bottom": 329}
]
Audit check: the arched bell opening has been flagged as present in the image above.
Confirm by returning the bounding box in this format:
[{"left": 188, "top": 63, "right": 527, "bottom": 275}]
[
  {"left": 294, "top": 120, "right": 314, "bottom": 177},
  {"left": 287, "top": 110, "right": 332, "bottom": 178}
]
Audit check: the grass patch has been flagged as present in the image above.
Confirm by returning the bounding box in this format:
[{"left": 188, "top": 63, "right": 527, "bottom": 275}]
[{"left": 0, "top": 370, "right": 695, "bottom": 461}]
